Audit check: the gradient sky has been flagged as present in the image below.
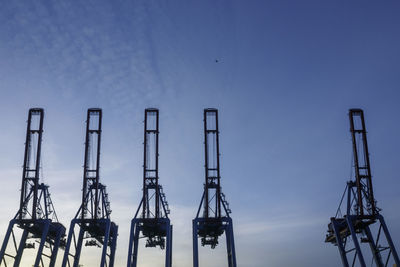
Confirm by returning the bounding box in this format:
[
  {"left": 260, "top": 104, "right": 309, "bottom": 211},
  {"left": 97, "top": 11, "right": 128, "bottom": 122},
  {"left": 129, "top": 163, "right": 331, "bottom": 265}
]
[{"left": 0, "top": 1, "right": 400, "bottom": 266}]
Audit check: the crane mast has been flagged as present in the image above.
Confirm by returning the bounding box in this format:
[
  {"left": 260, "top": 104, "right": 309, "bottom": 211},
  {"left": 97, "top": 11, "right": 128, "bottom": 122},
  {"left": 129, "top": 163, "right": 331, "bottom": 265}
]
[
  {"left": 192, "top": 108, "right": 237, "bottom": 267},
  {"left": 127, "top": 108, "right": 173, "bottom": 267},
  {"left": 62, "top": 108, "right": 118, "bottom": 267},
  {"left": 0, "top": 108, "right": 66, "bottom": 267},
  {"left": 325, "top": 109, "right": 399, "bottom": 267}
]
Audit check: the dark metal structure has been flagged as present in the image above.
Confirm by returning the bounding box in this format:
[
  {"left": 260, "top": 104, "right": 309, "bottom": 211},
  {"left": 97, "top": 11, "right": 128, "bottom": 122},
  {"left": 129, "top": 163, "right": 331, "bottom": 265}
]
[
  {"left": 62, "top": 108, "right": 118, "bottom": 267},
  {"left": 325, "top": 109, "right": 399, "bottom": 267},
  {"left": 0, "top": 108, "right": 66, "bottom": 267},
  {"left": 192, "top": 108, "right": 236, "bottom": 267},
  {"left": 127, "top": 108, "right": 172, "bottom": 267}
]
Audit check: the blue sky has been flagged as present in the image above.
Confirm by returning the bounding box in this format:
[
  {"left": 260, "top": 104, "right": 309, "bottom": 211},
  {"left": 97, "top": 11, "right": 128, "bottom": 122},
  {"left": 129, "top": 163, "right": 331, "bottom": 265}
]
[{"left": 0, "top": 1, "right": 400, "bottom": 266}]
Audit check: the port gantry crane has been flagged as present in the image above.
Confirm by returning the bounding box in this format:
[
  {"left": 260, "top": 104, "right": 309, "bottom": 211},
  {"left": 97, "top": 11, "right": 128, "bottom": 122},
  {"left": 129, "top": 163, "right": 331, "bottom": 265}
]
[
  {"left": 127, "top": 108, "right": 172, "bottom": 267},
  {"left": 0, "top": 108, "right": 66, "bottom": 267},
  {"left": 62, "top": 108, "right": 118, "bottom": 267},
  {"left": 325, "top": 109, "right": 399, "bottom": 267},
  {"left": 192, "top": 108, "right": 236, "bottom": 267}
]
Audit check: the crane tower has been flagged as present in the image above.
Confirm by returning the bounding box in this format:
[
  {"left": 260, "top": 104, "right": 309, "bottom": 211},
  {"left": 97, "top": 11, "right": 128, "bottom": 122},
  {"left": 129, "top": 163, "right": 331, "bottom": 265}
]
[
  {"left": 62, "top": 108, "right": 118, "bottom": 267},
  {"left": 0, "top": 108, "right": 66, "bottom": 267},
  {"left": 192, "top": 108, "right": 237, "bottom": 267},
  {"left": 127, "top": 108, "right": 173, "bottom": 267},
  {"left": 325, "top": 109, "right": 399, "bottom": 267}
]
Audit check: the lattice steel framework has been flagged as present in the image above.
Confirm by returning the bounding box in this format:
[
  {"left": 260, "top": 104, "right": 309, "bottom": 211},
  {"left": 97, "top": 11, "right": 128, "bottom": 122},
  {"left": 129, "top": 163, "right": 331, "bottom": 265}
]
[
  {"left": 127, "top": 108, "right": 172, "bottom": 267},
  {"left": 62, "top": 108, "right": 118, "bottom": 267},
  {"left": 192, "top": 108, "right": 236, "bottom": 267},
  {"left": 325, "top": 108, "right": 399, "bottom": 267},
  {"left": 0, "top": 108, "right": 66, "bottom": 267}
]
